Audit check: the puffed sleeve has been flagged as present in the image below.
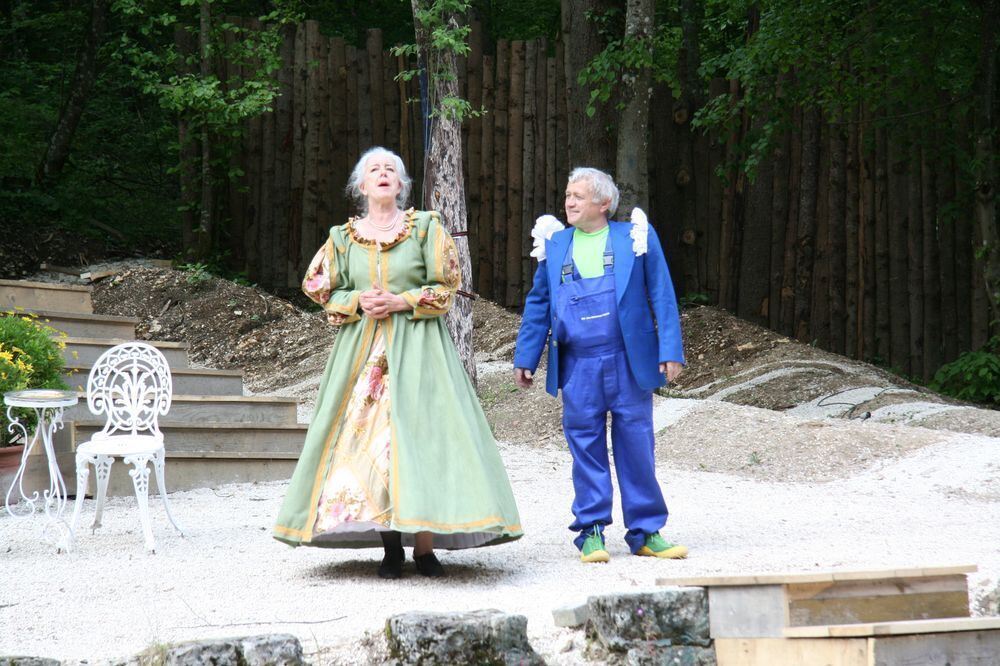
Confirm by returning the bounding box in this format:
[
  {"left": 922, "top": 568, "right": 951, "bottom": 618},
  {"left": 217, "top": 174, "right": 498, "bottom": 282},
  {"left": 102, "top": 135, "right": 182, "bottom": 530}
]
[
  {"left": 301, "top": 232, "right": 361, "bottom": 326},
  {"left": 399, "top": 211, "right": 461, "bottom": 320}
]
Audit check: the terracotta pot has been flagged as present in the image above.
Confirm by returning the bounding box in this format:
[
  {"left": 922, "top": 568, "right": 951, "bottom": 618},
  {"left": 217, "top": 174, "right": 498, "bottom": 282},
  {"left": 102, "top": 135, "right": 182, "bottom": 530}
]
[{"left": 0, "top": 444, "right": 25, "bottom": 474}]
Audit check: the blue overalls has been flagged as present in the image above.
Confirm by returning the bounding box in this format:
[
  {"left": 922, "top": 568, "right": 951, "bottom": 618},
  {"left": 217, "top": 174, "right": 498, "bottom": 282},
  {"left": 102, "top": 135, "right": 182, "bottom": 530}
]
[{"left": 555, "top": 237, "right": 668, "bottom": 554}]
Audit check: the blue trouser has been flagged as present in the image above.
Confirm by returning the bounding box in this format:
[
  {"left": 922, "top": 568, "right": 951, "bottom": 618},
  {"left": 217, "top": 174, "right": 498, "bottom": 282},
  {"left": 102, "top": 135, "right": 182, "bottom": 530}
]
[{"left": 555, "top": 245, "right": 668, "bottom": 554}]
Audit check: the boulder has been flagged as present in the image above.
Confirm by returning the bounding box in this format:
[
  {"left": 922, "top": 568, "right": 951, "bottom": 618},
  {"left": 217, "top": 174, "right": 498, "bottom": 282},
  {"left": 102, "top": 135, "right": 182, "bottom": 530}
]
[
  {"left": 147, "top": 634, "right": 303, "bottom": 666},
  {"left": 587, "top": 588, "right": 711, "bottom": 653},
  {"left": 626, "top": 643, "right": 716, "bottom": 666},
  {"left": 0, "top": 659, "right": 61, "bottom": 666},
  {"left": 386, "top": 609, "right": 544, "bottom": 665}
]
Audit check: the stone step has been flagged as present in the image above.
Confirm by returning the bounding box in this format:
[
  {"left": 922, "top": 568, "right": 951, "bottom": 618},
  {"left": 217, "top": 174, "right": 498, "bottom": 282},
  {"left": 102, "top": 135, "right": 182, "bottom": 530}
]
[
  {"left": 659, "top": 565, "right": 976, "bottom": 640},
  {"left": 64, "top": 393, "right": 299, "bottom": 425},
  {"left": 64, "top": 337, "right": 189, "bottom": 368},
  {"left": 23, "top": 309, "right": 137, "bottom": 339},
  {"left": 716, "top": 617, "right": 1000, "bottom": 666},
  {"left": 0, "top": 279, "right": 93, "bottom": 314},
  {"left": 64, "top": 420, "right": 306, "bottom": 456},
  {"left": 16, "top": 420, "right": 308, "bottom": 496},
  {"left": 16, "top": 449, "right": 300, "bottom": 498},
  {"left": 63, "top": 364, "right": 244, "bottom": 395}
]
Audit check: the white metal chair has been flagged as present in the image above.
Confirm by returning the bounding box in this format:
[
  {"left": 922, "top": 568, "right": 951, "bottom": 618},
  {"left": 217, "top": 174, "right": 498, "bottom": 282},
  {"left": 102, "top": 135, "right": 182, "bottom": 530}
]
[{"left": 70, "top": 342, "right": 184, "bottom": 552}]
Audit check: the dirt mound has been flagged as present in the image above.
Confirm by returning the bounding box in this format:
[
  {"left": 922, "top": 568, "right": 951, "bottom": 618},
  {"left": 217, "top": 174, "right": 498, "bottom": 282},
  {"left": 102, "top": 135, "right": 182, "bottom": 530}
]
[{"left": 92, "top": 266, "right": 333, "bottom": 395}]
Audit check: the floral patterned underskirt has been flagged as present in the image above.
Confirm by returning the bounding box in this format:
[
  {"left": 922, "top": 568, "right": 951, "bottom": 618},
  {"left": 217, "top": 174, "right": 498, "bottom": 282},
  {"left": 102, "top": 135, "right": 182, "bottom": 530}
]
[{"left": 313, "top": 330, "right": 392, "bottom": 535}]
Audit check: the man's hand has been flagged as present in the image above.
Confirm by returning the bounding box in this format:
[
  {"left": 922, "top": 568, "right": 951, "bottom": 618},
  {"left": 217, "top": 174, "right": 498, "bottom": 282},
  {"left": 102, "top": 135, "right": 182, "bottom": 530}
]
[
  {"left": 659, "top": 361, "right": 683, "bottom": 383},
  {"left": 360, "top": 288, "right": 410, "bottom": 319},
  {"left": 514, "top": 367, "right": 534, "bottom": 388}
]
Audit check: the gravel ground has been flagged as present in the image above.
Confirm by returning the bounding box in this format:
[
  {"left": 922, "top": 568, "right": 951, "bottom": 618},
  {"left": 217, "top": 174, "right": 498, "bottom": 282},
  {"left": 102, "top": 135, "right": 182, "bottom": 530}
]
[{"left": 2, "top": 395, "right": 999, "bottom": 664}]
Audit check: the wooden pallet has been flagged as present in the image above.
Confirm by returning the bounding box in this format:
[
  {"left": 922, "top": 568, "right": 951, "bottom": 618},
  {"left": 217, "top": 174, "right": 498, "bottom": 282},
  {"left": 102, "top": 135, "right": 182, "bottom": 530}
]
[{"left": 658, "top": 565, "right": 998, "bottom": 665}]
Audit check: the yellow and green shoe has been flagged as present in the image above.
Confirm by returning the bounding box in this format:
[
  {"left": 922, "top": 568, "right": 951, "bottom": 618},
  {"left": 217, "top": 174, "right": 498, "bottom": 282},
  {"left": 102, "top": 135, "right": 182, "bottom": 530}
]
[
  {"left": 635, "top": 532, "right": 688, "bottom": 559},
  {"left": 580, "top": 527, "right": 610, "bottom": 563}
]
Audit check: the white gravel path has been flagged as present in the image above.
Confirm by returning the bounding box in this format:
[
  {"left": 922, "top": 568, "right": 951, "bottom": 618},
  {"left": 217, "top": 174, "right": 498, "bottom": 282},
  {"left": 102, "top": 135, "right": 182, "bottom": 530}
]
[{"left": 2, "top": 399, "right": 1000, "bottom": 664}]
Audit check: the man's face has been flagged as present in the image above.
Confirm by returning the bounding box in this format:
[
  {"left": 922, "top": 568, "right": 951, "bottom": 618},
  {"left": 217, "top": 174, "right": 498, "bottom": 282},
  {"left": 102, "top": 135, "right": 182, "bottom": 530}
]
[{"left": 564, "top": 179, "right": 610, "bottom": 228}]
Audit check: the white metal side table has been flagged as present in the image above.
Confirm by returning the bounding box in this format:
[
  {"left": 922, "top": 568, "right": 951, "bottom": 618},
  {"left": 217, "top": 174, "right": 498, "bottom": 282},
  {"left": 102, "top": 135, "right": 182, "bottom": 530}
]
[{"left": 3, "top": 388, "right": 78, "bottom": 552}]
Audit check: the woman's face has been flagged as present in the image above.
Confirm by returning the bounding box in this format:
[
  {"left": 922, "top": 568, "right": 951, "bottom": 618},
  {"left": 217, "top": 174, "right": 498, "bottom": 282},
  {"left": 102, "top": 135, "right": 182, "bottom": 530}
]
[{"left": 361, "top": 154, "right": 402, "bottom": 206}]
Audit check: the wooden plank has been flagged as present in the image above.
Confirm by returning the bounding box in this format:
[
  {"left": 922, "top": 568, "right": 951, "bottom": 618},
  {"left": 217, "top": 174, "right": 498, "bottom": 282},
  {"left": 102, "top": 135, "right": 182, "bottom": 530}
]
[
  {"left": 786, "top": 617, "right": 1000, "bottom": 638},
  {"left": 873, "top": 628, "right": 1000, "bottom": 664},
  {"left": 769, "top": 127, "right": 790, "bottom": 331},
  {"left": 657, "top": 564, "right": 977, "bottom": 587},
  {"left": 921, "top": 144, "right": 941, "bottom": 380},
  {"left": 520, "top": 40, "right": 537, "bottom": 300},
  {"left": 554, "top": 38, "right": 569, "bottom": 198},
  {"left": 223, "top": 17, "right": 245, "bottom": 268},
  {"left": 887, "top": 134, "right": 910, "bottom": 374},
  {"left": 397, "top": 54, "right": 411, "bottom": 174},
  {"left": 505, "top": 40, "right": 526, "bottom": 307},
  {"left": 844, "top": 110, "right": 859, "bottom": 358},
  {"left": 715, "top": 637, "right": 870, "bottom": 666},
  {"left": 780, "top": 105, "right": 802, "bottom": 336},
  {"left": 466, "top": 19, "right": 483, "bottom": 285},
  {"left": 345, "top": 45, "right": 360, "bottom": 207},
  {"left": 367, "top": 29, "right": 385, "bottom": 147},
  {"left": 708, "top": 585, "right": 789, "bottom": 639},
  {"left": 301, "top": 20, "right": 323, "bottom": 283},
  {"left": 259, "top": 20, "right": 279, "bottom": 289},
  {"left": 477, "top": 55, "right": 495, "bottom": 298},
  {"left": 492, "top": 40, "right": 510, "bottom": 303},
  {"left": 705, "top": 78, "right": 727, "bottom": 303},
  {"left": 329, "top": 37, "right": 349, "bottom": 227},
  {"left": 356, "top": 39, "right": 373, "bottom": 154},
  {"left": 545, "top": 54, "right": 557, "bottom": 213},
  {"left": 383, "top": 35, "right": 400, "bottom": 158},
  {"left": 907, "top": 142, "right": 923, "bottom": 377},
  {"left": 811, "top": 119, "right": 831, "bottom": 347},
  {"left": 860, "top": 111, "right": 877, "bottom": 361},
  {"left": 874, "top": 124, "right": 891, "bottom": 363},
  {"left": 533, "top": 40, "right": 548, "bottom": 225}
]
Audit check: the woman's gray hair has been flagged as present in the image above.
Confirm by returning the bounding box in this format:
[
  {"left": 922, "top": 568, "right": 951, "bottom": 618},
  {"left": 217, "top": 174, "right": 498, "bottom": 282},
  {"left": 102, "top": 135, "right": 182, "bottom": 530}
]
[
  {"left": 345, "top": 146, "right": 412, "bottom": 211},
  {"left": 568, "top": 167, "right": 619, "bottom": 217}
]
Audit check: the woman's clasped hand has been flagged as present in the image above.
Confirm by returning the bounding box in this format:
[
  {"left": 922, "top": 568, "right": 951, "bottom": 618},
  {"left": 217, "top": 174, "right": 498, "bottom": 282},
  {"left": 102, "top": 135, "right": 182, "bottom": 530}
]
[{"left": 359, "top": 287, "right": 407, "bottom": 319}]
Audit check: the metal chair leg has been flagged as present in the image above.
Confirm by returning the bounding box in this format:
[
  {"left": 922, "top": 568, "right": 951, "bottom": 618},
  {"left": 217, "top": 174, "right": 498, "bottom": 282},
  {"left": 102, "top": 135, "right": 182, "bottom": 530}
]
[
  {"left": 153, "top": 449, "right": 184, "bottom": 536},
  {"left": 125, "top": 454, "right": 156, "bottom": 553},
  {"left": 92, "top": 455, "right": 113, "bottom": 531},
  {"left": 69, "top": 454, "right": 90, "bottom": 541}
]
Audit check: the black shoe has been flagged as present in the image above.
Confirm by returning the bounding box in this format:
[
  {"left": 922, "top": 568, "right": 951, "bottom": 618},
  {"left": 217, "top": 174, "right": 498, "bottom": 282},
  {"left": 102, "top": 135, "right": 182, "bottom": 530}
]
[
  {"left": 414, "top": 552, "right": 446, "bottom": 578},
  {"left": 378, "top": 546, "right": 405, "bottom": 579}
]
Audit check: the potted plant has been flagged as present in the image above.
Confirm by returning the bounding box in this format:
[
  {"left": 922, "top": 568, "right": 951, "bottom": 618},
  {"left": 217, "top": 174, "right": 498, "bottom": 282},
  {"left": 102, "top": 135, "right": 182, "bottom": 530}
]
[{"left": 0, "top": 310, "right": 70, "bottom": 473}]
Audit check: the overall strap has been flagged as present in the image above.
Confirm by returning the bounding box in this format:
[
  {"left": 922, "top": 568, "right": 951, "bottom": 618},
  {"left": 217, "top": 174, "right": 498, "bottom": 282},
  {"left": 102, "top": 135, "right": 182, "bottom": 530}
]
[{"left": 562, "top": 233, "right": 615, "bottom": 283}]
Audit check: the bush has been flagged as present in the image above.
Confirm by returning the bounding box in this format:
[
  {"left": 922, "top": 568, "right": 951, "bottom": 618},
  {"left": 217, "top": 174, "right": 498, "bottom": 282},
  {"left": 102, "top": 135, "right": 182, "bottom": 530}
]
[
  {"left": 0, "top": 311, "right": 70, "bottom": 446},
  {"left": 930, "top": 337, "right": 1000, "bottom": 406}
]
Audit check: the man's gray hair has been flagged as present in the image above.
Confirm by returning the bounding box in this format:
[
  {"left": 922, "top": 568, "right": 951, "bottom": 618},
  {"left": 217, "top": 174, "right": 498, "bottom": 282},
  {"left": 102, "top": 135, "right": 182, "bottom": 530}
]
[
  {"left": 568, "top": 167, "right": 619, "bottom": 217},
  {"left": 345, "top": 146, "right": 412, "bottom": 211}
]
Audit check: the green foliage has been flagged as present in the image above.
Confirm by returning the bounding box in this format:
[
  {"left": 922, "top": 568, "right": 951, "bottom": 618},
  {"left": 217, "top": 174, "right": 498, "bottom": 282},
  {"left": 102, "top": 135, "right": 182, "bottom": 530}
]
[
  {"left": 930, "top": 337, "right": 1000, "bottom": 406},
  {"left": 691, "top": 0, "right": 982, "bottom": 176},
  {"left": 0, "top": 311, "right": 70, "bottom": 446},
  {"left": 179, "top": 261, "right": 214, "bottom": 286},
  {"left": 680, "top": 292, "right": 711, "bottom": 307},
  {"left": 393, "top": 0, "right": 479, "bottom": 124}
]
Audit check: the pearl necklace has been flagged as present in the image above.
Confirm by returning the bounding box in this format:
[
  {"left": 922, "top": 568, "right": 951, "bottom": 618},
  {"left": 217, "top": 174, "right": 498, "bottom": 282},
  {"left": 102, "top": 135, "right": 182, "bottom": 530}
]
[{"left": 366, "top": 209, "right": 402, "bottom": 232}]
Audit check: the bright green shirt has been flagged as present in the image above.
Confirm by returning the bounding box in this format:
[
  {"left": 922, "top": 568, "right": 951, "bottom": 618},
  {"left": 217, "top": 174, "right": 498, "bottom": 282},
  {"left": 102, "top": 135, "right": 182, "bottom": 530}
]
[{"left": 572, "top": 225, "right": 610, "bottom": 279}]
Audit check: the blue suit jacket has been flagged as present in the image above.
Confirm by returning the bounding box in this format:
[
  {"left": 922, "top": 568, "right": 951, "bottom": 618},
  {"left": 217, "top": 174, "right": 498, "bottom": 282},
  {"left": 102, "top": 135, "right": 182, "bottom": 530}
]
[{"left": 514, "top": 221, "right": 686, "bottom": 397}]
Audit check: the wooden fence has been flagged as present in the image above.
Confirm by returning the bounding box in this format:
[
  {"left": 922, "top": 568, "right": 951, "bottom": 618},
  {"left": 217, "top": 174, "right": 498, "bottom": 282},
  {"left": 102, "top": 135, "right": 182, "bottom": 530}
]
[{"left": 218, "top": 22, "right": 993, "bottom": 380}]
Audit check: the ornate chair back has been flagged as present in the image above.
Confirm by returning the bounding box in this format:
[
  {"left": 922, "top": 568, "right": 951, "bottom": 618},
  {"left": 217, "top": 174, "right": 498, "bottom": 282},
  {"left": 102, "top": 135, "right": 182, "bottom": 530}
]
[{"left": 86, "top": 342, "right": 172, "bottom": 441}]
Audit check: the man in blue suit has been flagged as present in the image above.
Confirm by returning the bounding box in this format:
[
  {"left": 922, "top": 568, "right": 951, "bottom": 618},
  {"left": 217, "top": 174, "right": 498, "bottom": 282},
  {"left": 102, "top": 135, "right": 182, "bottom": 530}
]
[{"left": 513, "top": 167, "right": 687, "bottom": 563}]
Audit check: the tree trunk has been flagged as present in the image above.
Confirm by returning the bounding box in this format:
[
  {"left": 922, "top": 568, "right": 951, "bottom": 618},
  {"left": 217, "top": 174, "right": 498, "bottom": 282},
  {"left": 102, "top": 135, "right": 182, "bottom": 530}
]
[
  {"left": 907, "top": 143, "right": 924, "bottom": 377},
  {"left": 411, "top": 3, "right": 476, "bottom": 384},
  {"left": 874, "top": 125, "right": 890, "bottom": 364},
  {"left": 561, "top": 0, "right": 615, "bottom": 169},
  {"left": 974, "top": 0, "right": 999, "bottom": 324},
  {"left": 844, "top": 113, "right": 859, "bottom": 358},
  {"left": 921, "top": 145, "right": 941, "bottom": 380},
  {"left": 615, "top": 0, "right": 654, "bottom": 218},
  {"left": 888, "top": 137, "right": 910, "bottom": 374},
  {"left": 36, "top": 0, "right": 109, "bottom": 186}
]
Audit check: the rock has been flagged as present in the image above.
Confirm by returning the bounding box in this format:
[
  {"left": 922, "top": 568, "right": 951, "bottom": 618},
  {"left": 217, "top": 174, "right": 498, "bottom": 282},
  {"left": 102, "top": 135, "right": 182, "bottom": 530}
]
[
  {"left": 973, "top": 578, "right": 1000, "bottom": 616},
  {"left": 386, "top": 609, "right": 544, "bottom": 665},
  {"left": 552, "top": 601, "right": 589, "bottom": 628},
  {"left": 626, "top": 643, "right": 716, "bottom": 666},
  {"left": 0, "top": 659, "right": 61, "bottom": 666},
  {"left": 586, "top": 588, "right": 710, "bottom": 653},
  {"left": 134, "top": 634, "right": 303, "bottom": 666}
]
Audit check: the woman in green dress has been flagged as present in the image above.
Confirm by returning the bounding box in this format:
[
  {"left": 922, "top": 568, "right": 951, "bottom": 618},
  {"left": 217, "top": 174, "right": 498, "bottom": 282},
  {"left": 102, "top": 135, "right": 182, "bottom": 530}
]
[{"left": 273, "top": 147, "right": 523, "bottom": 578}]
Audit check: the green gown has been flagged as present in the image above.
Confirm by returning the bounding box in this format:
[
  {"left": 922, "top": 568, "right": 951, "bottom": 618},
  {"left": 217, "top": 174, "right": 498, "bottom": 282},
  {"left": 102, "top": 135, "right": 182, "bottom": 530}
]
[{"left": 273, "top": 209, "right": 523, "bottom": 549}]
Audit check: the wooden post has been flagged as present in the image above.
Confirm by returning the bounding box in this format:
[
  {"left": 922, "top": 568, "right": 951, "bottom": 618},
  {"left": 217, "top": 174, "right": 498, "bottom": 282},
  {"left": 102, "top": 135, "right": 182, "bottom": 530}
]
[
  {"left": 259, "top": 18, "right": 278, "bottom": 289},
  {"left": 356, "top": 40, "right": 373, "bottom": 154},
  {"left": 887, "top": 136, "right": 910, "bottom": 374},
  {"left": 844, "top": 114, "right": 860, "bottom": 359},
  {"left": 705, "top": 79, "right": 726, "bottom": 305},
  {"left": 780, "top": 106, "right": 802, "bottom": 337},
  {"left": 505, "top": 40, "right": 525, "bottom": 307},
  {"left": 520, "top": 40, "right": 537, "bottom": 299},
  {"left": 288, "top": 22, "right": 307, "bottom": 290},
  {"left": 921, "top": 144, "right": 941, "bottom": 380},
  {"left": 874, "top": 125, "right": 891, "bottom": 364},
  {"left": 937, "top": 132, "right": 959, "bottom": 363},
  {"left": 367, "top": 29, "right": 385, "bottom": 147},
  {"left": 769, "top": 128, "right": 790, "bottom": 332},
  {"left": 477, "top": 55, "right": 495, "bottom": 298},
  {"left": 738, "top": 116, "right": 772, "bottom": 325},
  {"left": 330, "top": 37, "right": 349, "bottom": 227},
  {"left": 301, "top": 21, "right": 323, "bottom": 284},
  {"left": 397, "top": 54, "right": 411, "bottom": 173},
  {"left": 384, "top": 36, "right": 401, "bottom": 156},
  {"left": 829, "top": 123, "right": 848, "bottom": 355},
  {"left": 860, "top": 110, "right": 877, "bottom": 362},
  {"left": 345, "top": 45, "right": 360, "bottom": 206},
  {"left": 545, "top": 54, "right": 558, "bottom": 213},
  {"left": 555, "top": 38, "right": 569, "bottom": 201},
  {"left": 466, "top": 19, "right": 483, "bottom": 284},
  {"left": 492, "top": 40, "right": 510, "bottom": 303},
  {"left": 533, "top": 40, "right": 549, "bottom": 224}
]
